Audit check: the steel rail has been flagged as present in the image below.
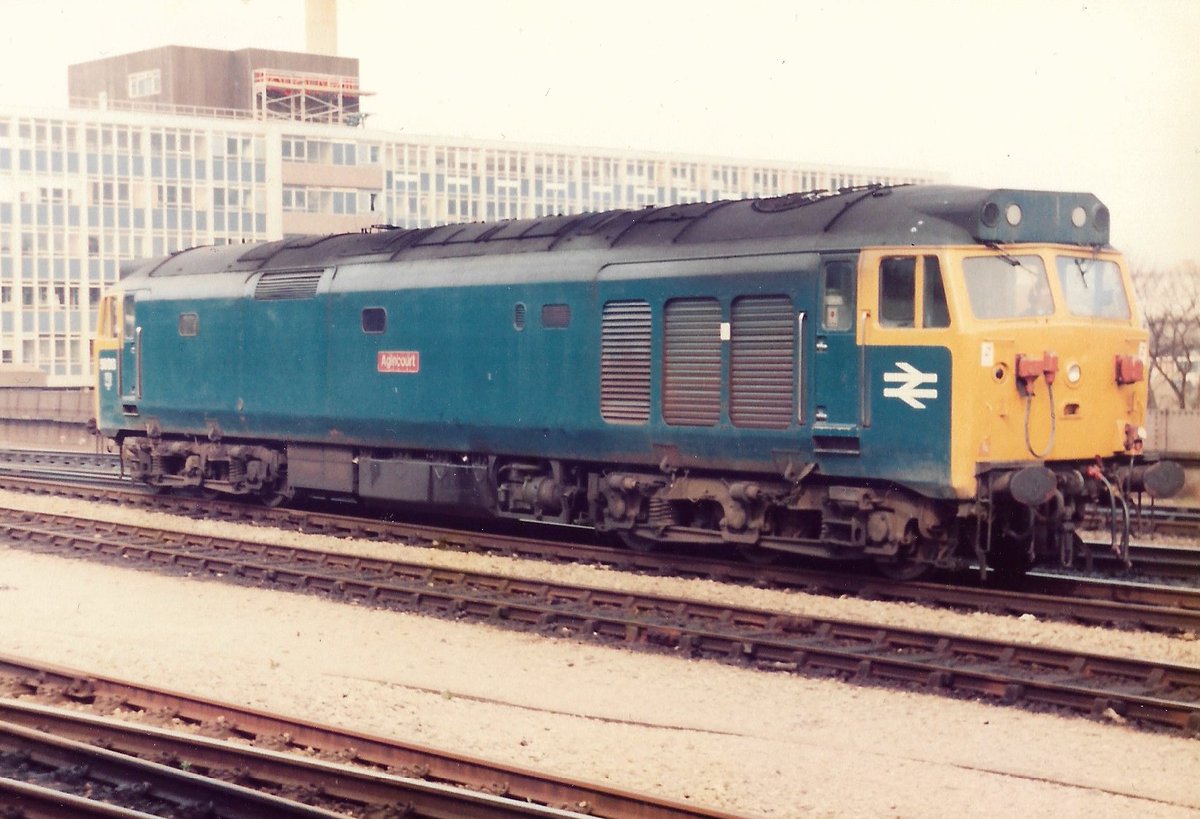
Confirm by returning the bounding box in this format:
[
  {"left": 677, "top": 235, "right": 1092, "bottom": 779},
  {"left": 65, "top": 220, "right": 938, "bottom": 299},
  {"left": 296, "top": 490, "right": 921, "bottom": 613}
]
[
  {"left": 1077, "top": 541, "right": 1200, "bottom": 580},
  {"left": 0, "top": 717, "right": 345, "bottom": 817},
  {"left": 0, "top": 651, "right": 739, "bottom": 819},
  {"left": 1, "top": 469, "right": 1196, "bottom": 578},
  {"left": 5, "top": 500, "right": 1199, "bottom": 633},
  {"left": 2, "top": 509, "right": 1198, "bottom": 735},
  {"left": 0, "top": 779, "right": 161, "bottom": 818},
  {"left": 1, "top": 474, "right": 1197, "bottom": 632},
  {"left": 0, "top": 699, "right": 605, "bottom": 818}
]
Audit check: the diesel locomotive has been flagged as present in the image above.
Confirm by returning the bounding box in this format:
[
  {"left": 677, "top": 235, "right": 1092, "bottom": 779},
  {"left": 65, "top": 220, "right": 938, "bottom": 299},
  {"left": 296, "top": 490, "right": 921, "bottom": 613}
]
[{"left": 92, "top": 184, "right": 1184, "bottom": 577}]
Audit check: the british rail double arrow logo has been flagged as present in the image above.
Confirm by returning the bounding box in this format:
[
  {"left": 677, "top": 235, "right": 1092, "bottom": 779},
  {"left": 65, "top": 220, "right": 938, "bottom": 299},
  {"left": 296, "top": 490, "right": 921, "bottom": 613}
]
[{"left": 882, "top": 362, "right": 939, "bottom": 409}]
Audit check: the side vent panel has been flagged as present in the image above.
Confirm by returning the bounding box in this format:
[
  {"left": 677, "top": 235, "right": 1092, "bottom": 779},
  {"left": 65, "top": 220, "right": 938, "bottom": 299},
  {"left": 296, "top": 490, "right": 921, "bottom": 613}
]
[
  {"left": 600, "top": 299, "right": 652, "bottom": 425},
  {"left": 254, "top": 269, "right": 324, "bottom": 300},
  {"left": 731, "top": 295, "right": 794, "bottom": 429},
  {"left": 663, "top": 297, "right": 722, "bottom": 426}
]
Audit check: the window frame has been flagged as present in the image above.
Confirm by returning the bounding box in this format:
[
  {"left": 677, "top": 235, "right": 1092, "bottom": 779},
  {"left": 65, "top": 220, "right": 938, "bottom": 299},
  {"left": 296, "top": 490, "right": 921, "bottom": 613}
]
[{"left": 360, "top": 306, "right": 387, "bottom": 334}]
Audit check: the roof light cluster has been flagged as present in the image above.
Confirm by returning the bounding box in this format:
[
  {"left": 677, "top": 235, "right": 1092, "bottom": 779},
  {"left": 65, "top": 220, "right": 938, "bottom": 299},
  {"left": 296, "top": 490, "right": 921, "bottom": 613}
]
[{"left": 971, "top": 190, "right": 1110, "bottom": 247}]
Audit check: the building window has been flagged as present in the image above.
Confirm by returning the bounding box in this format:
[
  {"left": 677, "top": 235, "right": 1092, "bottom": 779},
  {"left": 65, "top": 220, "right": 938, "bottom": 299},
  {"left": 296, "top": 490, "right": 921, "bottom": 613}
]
[
  {"left": 281, "top": 137, "right": 307, "bottom": 161},
  {"left": 282, "top": 186, "right": 308, "bottom": 211},
  {"left": 127, "top": 69, "right": 162, "bottom": 98}
]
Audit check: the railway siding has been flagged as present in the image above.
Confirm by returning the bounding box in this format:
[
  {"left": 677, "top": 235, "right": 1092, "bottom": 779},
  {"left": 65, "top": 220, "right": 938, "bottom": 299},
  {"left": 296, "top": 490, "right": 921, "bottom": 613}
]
[{"left": 1, "top": 505, "right": 1198, "bottom": 735}]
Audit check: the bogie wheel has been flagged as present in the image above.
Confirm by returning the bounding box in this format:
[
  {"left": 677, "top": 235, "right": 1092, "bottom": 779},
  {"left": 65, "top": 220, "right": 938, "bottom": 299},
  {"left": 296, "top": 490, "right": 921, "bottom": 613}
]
[
  {"left": 874, "top": 555, "right": 931, "bottom": 581},
  {"left": 986, "top": 543, "right": 1034, "bottom": 585},
  {"left": 259, "top": 483, "right": 293, "bottom": 508},
  {"left": 617, "top": 530, "right": 660, "bottom": 553},
  {"left": 874, "top": 527, "right": 933, "bottom": 581},
  {"left": 736, "top": 543, "right": 780, "bottom": 565}
]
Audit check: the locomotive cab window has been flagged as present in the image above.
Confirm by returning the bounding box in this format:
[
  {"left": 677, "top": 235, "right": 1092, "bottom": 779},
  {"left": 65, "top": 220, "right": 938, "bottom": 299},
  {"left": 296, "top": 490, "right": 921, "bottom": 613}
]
[
  {"left": 963, "top": 255, "right": 1051, "bottom": 319},
  {"left": 877, "top": 255, "right": 952, "bottom": 329},
  {"left": 1057, "top": 256, "right": 1130, "bottom": 319},
  {"left": 178, "top": 312, "right": 199, "bottom": 337},
  {"left": 923, "top": 257, "right": 950, "bottom": 328},
  {"left": 98, "top": 296, "right": 118, "bottom": 339},
  {"left": 879, "top": 257, "right": 916, "bottom": 327},
  {"left": 821, "top": 261, "right": 854, "bottom": 330},
  {"left": 361, "top": 307, "right": 387, "bottom": 334},
  {"left": 122, "top": 293, "right": 137, "bottom": 341}
]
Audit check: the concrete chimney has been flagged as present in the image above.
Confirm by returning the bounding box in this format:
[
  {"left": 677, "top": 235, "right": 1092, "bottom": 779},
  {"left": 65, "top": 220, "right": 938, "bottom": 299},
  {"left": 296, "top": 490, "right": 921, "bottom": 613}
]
[{"left": 305, "top": 0, "right": 338, "bottom": 55}]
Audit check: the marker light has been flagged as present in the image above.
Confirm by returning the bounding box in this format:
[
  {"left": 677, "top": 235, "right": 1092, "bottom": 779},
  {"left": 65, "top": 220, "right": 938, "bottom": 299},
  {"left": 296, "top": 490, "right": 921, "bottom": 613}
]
[
  {"left": 1066, "top": 363, "right": 1082, "bottom": 384},
  {"left": 1071, "top": 206, "right": 1087, "bottom": 228},
  {"left": 1005, "top": 203, "right": 1022, "bottom": 226}
]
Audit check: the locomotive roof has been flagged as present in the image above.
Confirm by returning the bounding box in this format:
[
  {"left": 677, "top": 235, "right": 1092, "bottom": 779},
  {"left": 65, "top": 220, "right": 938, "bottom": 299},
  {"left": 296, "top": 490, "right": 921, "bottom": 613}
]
[{"left": 134, "top": 184, "right": 1111, "bottom": 280}]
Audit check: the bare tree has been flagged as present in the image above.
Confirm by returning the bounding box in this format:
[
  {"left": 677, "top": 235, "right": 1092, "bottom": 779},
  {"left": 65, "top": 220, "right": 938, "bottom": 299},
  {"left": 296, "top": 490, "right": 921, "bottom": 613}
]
[{"left": 1132, "top": 261, "right": 1200, "bottom": 409}]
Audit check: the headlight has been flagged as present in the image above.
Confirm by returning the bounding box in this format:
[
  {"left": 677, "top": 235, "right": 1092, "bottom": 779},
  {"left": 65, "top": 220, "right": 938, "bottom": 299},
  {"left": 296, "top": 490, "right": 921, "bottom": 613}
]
[
  {"left": 1005, "top": 203, "right": 1023, "bottom": 226},
  {"left": 1066, "top": 363, "right": 1082, "bottom": 384}
]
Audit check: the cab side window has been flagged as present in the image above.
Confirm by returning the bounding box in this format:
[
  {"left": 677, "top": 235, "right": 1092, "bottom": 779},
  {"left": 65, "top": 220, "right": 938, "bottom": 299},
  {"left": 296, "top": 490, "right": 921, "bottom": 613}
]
[
  {"left": 879, "top": 257, "right": 916, "bottom": 327},
  {"left": 122, "top": 293, "right": 137, "bottom": 341},
  {"left": 879, "top": 255, "right": 951, "bottom": 329},
  {"left": 923, "top": 256, "right": 950, "bottom": 328},
  {"left": 821, "top": 261, "right": 854, "bottom": 331}
]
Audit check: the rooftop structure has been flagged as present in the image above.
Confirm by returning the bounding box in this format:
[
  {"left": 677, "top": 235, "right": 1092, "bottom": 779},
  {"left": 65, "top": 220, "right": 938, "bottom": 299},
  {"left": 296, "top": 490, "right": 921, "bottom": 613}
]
[{"left": 68, "top": 45, "right": 366, "bottom": 125}]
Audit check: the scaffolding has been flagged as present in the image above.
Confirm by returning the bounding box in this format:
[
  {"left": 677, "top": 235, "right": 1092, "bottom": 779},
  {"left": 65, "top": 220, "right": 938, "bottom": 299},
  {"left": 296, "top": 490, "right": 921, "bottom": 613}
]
[{"left": 252, "top": 68, "right": 371, "bottom": 125}]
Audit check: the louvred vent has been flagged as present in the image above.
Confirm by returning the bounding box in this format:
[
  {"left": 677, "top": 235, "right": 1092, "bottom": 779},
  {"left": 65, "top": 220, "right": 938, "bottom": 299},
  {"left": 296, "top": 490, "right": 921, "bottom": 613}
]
[
  {"left": 731, "top": 296, "right": 794, "bottom": 429},
  {"left": 254, "top": 270, "right": 324, "bottom": 300},
  {"left": 600, "top": 300, "right": 651, "bottom": 424},
  {"left": 663, "top": 298, "right": 722, "bottom": 427}
]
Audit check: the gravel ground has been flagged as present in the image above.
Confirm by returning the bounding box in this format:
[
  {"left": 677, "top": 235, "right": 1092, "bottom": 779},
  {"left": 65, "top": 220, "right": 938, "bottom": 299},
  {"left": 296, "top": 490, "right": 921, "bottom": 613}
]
[{"left": 1, "top": 489, "right": 1198, "bottom": 818}]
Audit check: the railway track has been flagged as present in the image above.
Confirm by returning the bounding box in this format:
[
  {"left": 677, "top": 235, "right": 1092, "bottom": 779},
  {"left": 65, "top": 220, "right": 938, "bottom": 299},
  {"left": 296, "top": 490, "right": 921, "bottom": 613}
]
[
  {"left": 0, "top": 469, "right": 1198, "bottom": 632},
  {"left": 0, "top": 711, "right": 346, "bottom": 817},
  {"left": 1089, "top": 502, "right": 1200, "bottom": 539},
  {"left": 1, "top": 506, "right": 1197, "bottom": 735},
  {"left": 2, "top": 448, "right": 1197, "bottom": 578},
  {"left": 0, "top": 695, "right": 634, "bottom": 818},
  {"left": 0, "top": 660, "right": 730, "bottom": 819}
]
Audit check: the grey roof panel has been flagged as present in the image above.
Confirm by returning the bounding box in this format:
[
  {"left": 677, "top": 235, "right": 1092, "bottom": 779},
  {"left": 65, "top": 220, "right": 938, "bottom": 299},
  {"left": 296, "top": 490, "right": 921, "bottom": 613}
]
[{"left": 138, "top": 185, "right": 1110, "bottom": 283}]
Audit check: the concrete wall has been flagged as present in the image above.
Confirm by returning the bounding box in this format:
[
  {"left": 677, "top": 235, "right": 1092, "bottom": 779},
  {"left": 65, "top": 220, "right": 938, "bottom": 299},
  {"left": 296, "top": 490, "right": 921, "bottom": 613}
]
[{"left": 0, "top": 387, "right": 97, "bottom": 451}]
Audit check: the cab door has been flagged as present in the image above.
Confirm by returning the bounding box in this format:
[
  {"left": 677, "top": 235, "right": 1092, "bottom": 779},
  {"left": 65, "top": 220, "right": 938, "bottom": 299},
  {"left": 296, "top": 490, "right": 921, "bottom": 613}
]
[
  {"left": 858, "top": 253, "right": 954, "bottom": 491},
  {"left": 119, "top": 291, "right": 144, "bottom": 402},
  {"left": 810, "top": 256, "right": 862, "bottom": 453}
]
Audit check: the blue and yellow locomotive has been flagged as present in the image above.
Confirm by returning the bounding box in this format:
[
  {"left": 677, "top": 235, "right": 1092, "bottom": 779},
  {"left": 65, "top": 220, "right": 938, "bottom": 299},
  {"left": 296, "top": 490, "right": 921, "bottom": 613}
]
[{"left": 93, "top": 185, "right": 1184, "bottom": 576}]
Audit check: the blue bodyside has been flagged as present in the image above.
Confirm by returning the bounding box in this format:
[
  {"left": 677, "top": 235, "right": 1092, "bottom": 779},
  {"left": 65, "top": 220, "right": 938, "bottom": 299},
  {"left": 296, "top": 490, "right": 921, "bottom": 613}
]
[
  {"left": 107, "top": 256, "right": 952, "bottom": 495},
  {"left": 861, "top": 345, "right": 953, "bottom": 495}
]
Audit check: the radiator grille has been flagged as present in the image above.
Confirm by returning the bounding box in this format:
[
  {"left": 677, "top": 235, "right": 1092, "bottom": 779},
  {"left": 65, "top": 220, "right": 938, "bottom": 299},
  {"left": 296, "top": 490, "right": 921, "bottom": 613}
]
[
  {"left": 731, "top": 296, "right": 795, "bottom": 429},
  {"left": 253, "top": 270, "right": 324, "bottom": 300},
  {"left": 600, "top": 300, "right": 652, "bottom": 424},
  {"left": 663, "top": 298, "right": 722, "bottom": 426}
]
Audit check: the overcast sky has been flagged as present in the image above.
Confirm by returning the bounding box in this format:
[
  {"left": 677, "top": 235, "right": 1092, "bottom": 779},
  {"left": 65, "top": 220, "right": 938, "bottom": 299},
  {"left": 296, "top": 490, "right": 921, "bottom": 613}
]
[{"left": 0, "top": 0, "right": 1197, "bottom": 270}]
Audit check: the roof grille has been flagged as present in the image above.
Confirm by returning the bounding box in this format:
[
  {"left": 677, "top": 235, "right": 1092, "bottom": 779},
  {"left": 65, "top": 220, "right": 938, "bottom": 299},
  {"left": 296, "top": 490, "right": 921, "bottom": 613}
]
[{"left": 254, "top": 270, "right": 324, "bottom": 300}]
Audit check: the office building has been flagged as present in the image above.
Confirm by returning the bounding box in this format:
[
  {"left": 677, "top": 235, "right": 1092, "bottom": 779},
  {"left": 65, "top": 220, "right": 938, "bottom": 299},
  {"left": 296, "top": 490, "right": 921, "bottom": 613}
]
[{"left": 0, "top": 45, "right": 937, "bottom": 386}]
